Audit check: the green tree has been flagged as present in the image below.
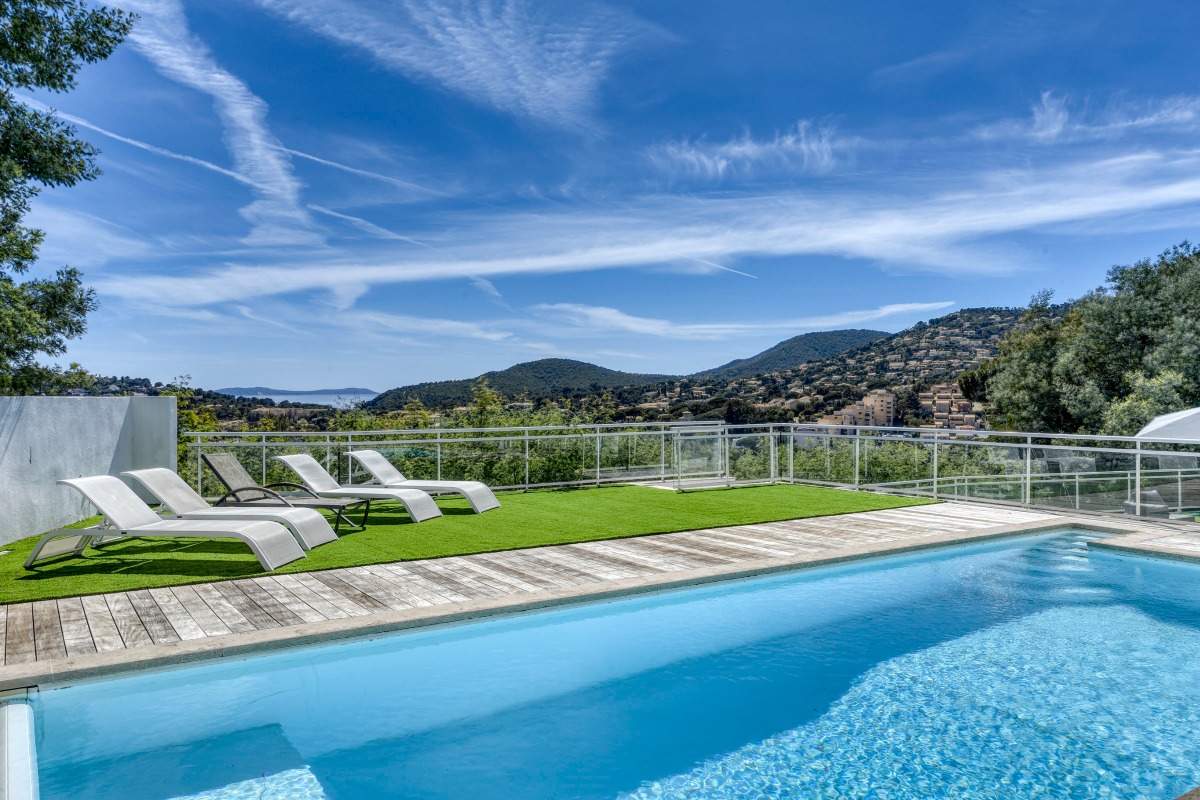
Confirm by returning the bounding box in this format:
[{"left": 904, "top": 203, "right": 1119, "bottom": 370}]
[
  {"left": 983, "top": 244, "right": 1200, "bottom": 434},
  {"left": 467, "top": 379, "right": 504, "bottom": 427},
  {"left": 0, "top": 1, "right": 135, "bottom": 393},
  {"left": 1100, "top": 370, "right": 1185, "bottom": 436},
  {"left": 160, "top": 376, "right": 217, "bottom": 482}
]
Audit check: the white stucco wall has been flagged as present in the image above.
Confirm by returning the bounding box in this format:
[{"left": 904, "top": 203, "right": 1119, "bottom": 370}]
[{"left": 0, "top": 396, "right": 177, "bottom": 545}]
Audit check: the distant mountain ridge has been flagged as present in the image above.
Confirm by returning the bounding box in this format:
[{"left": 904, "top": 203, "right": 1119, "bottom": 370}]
[
  {"left": 368, "top": 329, "right": 889, "bottom": 410},
  {"left": 695, "top": 329, "right": 888, "bottom": 380},
  {"left": 219, "top": 386, "right": 378, "bottom": 397},
  {"left": 369, "top": 359, "right": 675, "bottom": 410}
]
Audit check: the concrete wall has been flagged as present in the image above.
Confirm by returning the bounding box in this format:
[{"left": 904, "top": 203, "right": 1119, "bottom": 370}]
[{"left": 0, "top": 397, "right": 177, "bottom": 545}]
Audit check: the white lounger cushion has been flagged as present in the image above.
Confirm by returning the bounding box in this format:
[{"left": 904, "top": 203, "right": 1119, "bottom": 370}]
[
  {"left": 57, "top": 476, "right": 306, "bottom": 571},
  {"left": 347, "top": 450, "right": 501, "bottom": 513},
  {"left": 274, "top": 454, "right": 442, "bottom": 523},
  {"left": 122, "top": 468, "right": 338, "bottom": 550}
]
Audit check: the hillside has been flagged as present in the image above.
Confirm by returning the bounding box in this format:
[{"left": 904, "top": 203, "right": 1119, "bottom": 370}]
[
  {"left": 369, "top": 359, "right": 677, "bottom": 410},
  {"left": 695, "top": 329, "right": 888, "bottom": 380},
  {"left": 634, "top": 307, "right": 1053, "bottom": 421}
]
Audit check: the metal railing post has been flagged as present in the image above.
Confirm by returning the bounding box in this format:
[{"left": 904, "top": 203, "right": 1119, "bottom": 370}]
[
  {"left": 595, "top": 427, "right": 602, "bottom": 485},
  {"left": 724, "top": 427, "right": 732, "bottom": 485},
  {"left": 524, "top": 429, "right": 530, "bottom": 489},
  {"left": 262, "top": 435, "right": 268, "bottom": 486},
  {"left": 932, "top": 440, "right": 939, "bottom": 499},
  {"left": 770, "top": 429, "right": 778, "bottom": 482},
  {"left": 1024, "top": 436, "right": 1032, "bottom": 505},
  {"left": 1178, "top": 469, "right": 1183, "bottom": 512},
  {"left": 660, "top": 429, "right": 666, "bottom": 482},
  {"left": 789, "top": 430, "right": 795, "bottom": 481},
  {"left": 1075, "top": 474, "right": 1080, "bottom": 510},
  {"left": 1135, "top": 442, "right": 1142, "bottom": 515},
  {"left": 853, "top": 434, "right": 861, "bottom": 488},
  {"left": 436, "top": 431, "right": 442, "bottom": 480},
  {"left": 195, "top": 436, "right": 203, "bottom": 494}
]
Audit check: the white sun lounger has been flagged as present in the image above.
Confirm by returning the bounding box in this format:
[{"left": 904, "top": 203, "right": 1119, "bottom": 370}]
[
  {"left": 29, "top": 476, "right": 306, "bottom": 571},
  {"left": 274, "top": 454, "right": 443, "bottom": 523},
  {"left": 346, "top": 450, "right": 501, "bottom": 513},
  {"left": 122, "top": 468, "right": 339, "bottom": 550}
]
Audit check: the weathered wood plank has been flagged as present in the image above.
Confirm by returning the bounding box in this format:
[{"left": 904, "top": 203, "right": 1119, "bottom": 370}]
[
  {"left": 231, "top": 579, "right": 305, "bottom": 627},
  {"left": 148, "top": 588, "right": 208, "bottom": 641},
  {"left": 192, "top": 584, "right": 258, "bottom": 633},
  {"left": 484, "top": 552, "right": 577, "bottom": 589},
  {"left": 269, "top": 574, "right": 350, "bottom": 620},
  {"left": 307, "top": 571, "right": 391, "bottom": 613},
  {"left": 81, "top": 595, "right": 125, "bottom": 653},
  {"left": 210, "top": 582, "right": 281, "bottom": 630},
  {"left": 336, "top": 568, "right": 416, "bottom": 610},
  {"left": 562, "top": 542, "right": 672, "bottom": 575},
  {"left": 126, "top": 590, "right": 181, "bottom": 645},
  {"left": 504, "top": 550, "right": 611, "bottom": 586},
  {"left": 56, "top": 597, "right": 97, "bottom": 657},
  {"left": 414, "top": 560, "right": 509, "bottom": 598},
  {"left": 361, "top": 564, "right": 454, "bottom": 606},
  {"left": 31, "top": 600, "right": 67, "bottom": 661},
  {"left": 105, "top": 594, "right": 153, "bottom": 648},
  {"left": 169, "top": 586, "right": 233, "bottom": 637},
  {"left": 4, "top": 603, "right": 36, "bottom": 665},
  {"left": 251, "top": 578, "right": 327, "bottom": 624},
  {"left": 286, "top": 573, "right": 372, "bottom": 617},
  {"left": 453, "top": 558, "right": 544, "bottom": 593}
]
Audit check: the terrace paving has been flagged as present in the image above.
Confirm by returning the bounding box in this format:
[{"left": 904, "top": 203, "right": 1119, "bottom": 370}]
[{"left": 0, "top": 501, "right": 1178, "bottom": 688}]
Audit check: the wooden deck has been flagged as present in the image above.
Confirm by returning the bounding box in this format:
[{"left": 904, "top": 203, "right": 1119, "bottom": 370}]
[{"left": 0, "top": 502, "right": 1065, "bottom": 671}]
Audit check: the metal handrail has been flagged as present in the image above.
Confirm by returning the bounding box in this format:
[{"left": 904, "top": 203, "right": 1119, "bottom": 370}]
[{"left": 179, "top": 422, "right": 1200, "bottom": 519}]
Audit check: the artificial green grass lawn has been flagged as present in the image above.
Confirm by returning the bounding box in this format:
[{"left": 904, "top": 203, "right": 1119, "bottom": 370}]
[{"left": 0, "top": 484, "right": 934, "bottom": 604}]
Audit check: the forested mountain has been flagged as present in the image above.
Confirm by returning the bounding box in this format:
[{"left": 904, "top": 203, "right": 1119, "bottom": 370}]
[
  {"left": 695, "top": 329, "right": 888, "bottom": 380},
  {"left": 636, "top": 307, "right": 1035, "bottom": 422},
  {"left": 368, "top": 359, "right": 676, "bottom": 411},
  {"left": 368, "top": 329, "right": 891, "bottom": 411}
]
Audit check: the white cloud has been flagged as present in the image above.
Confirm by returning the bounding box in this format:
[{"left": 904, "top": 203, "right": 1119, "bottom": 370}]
[
  {"left": 251, "top": 0, "right": 662, "bottom": 130},
  {"left": 648, "top": 121, "right": 843, "bottom": 180},
  {"left": 91, "top": 143, "right": 1200, "bottom": 308},
  {"left": 1031, "top": 92, "right": 1069, "bottom": 141},
  {"left": 340, "top": 309, "right": 513, "bottom": 341},
  {"left": 977, "top": 93, "right": 1200, "bottom": 144},
  {"left": 284, "top": 148, "right": 450, "bottom": 196},
  {"left": 531, "top": 302, "right": 954, "bottom": 340},
  {"left": 119, "top": 0, "right": 319, "bottom": 246},
  {"left": 469, "top": 276, "right": 503, "bottom": 300}
]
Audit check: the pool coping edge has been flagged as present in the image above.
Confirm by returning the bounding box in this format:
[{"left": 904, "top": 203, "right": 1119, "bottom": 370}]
[{"left": 0, "top": 516, "right": 1139, "bottom": 690}]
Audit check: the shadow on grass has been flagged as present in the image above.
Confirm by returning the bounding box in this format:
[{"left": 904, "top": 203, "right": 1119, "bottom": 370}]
[{"left": 19, "top": 539, "right": 266, "bottom": 581}]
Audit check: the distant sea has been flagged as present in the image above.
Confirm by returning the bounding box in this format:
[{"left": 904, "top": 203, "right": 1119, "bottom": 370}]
[{"left": 223, "top": 391, "right": 379, "bottom": 407}]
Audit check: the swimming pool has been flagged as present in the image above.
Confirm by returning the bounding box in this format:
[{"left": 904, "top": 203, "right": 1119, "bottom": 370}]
[{"left": 31, "top": 530, "right": 1200, "bottom": 799}]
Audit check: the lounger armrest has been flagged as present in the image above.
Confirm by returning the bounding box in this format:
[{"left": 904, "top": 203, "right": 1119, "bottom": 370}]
[
  {"left": 264, "top": 481, "right": 323, "bottom": 499},
  {"left": 215, "top": 486, "right": 296, "bottom": 507}
]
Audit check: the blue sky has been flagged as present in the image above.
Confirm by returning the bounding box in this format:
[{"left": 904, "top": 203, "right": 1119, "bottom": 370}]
[{"left": 25, "top": 0, "right": 1200, "bottom": 389}]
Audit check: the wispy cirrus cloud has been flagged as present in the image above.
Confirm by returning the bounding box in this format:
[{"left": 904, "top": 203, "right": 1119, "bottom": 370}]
[
  {"left": 647, "top": 121, "right": 844, "bottom": 181},
  {"left": 91, "top": 142, "right": 1200, "bottom": 309},
  {"left": 251, "top": 0, "right": 663, "bottom": 130},
  {"left": 339, "top": 309, "right": 512, "bottom": 341},
  {"left": 531, "top": 302, "right": 955, "bottom": 339},
  {"left": 976, "top": 92, "right": 1200, "bottom": 144},
  {"left": 119, "top": 0, "right": 318, "bottom": 246}
]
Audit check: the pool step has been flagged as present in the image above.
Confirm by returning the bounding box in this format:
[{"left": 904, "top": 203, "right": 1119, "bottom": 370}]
[{"left": 0, "top": 694, "right": 38, "bottom": 800}]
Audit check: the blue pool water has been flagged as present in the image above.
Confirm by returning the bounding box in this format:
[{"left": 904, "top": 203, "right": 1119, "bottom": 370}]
[{"left": 33, "top": 531, "right": 1200, "bottom": 799}]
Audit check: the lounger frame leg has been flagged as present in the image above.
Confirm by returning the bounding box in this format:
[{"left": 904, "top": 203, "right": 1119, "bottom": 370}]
[{"left": 331, "top": 500, "right": 370, "bottom": 533}]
